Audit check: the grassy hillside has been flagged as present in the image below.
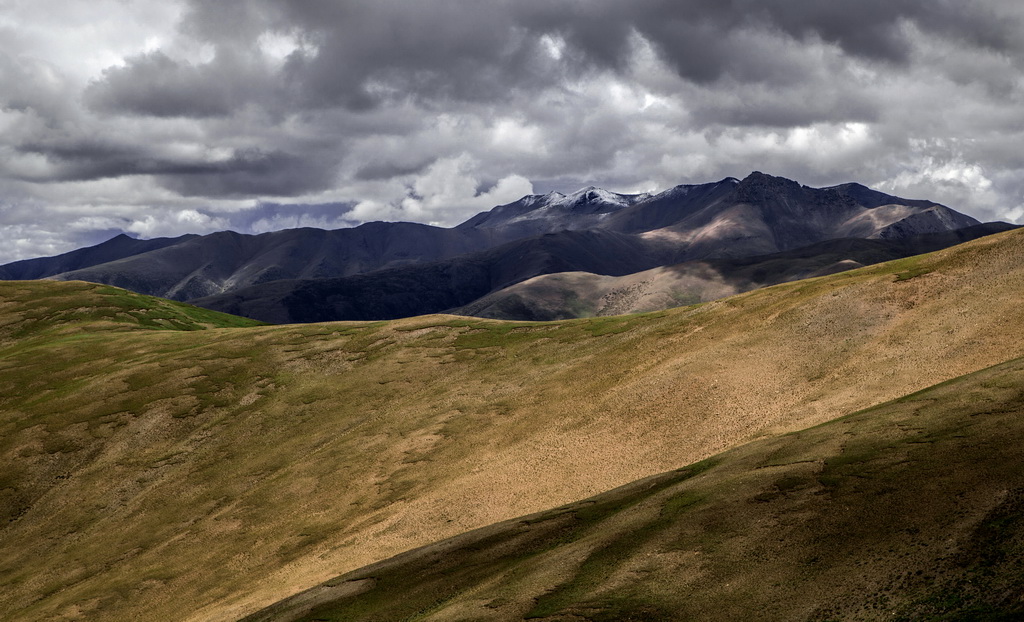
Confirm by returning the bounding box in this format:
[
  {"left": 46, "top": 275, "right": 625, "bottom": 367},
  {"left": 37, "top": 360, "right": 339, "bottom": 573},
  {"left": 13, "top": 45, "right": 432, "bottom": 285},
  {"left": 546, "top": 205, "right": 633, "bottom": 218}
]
[
  {"left": 3, "top": 228, "right": 1024, "bottom": 621},
  {"left": 244, "top": 352, "right": 1024, "bottom": 621},
  {"left": 0, "top": 280, "right": 262, "bottom": 341}
]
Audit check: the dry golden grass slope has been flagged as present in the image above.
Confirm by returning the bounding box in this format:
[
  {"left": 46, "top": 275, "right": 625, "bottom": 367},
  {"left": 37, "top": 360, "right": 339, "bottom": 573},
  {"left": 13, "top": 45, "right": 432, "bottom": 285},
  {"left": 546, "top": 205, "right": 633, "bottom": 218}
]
[
  {"left": 2, "top": 228, "right": 1024, "bottom": 621},
  {"left": 244, "top": 351, "right": 1024, "bottom": 621}
]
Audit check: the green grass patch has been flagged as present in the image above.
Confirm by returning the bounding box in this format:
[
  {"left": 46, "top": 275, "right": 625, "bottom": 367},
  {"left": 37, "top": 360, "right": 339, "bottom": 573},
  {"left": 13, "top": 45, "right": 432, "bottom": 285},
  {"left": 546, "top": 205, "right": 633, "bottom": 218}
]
[
  {"left": 894, "top": 266, "right": 934, "bottom": 281},
  {"left": 452, "top": 328, "right": 547, "bottom": 349}
]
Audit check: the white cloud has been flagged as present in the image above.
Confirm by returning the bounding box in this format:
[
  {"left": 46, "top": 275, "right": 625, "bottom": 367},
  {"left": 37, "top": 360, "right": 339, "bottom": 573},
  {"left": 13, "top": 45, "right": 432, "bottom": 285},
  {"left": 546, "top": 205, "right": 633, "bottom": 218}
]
[
  {"left": 882, "top": 156, "right": 1005, "bottom": 221},
  {"left": 398, "top": 155, "right": 534, "bottom": 226},
  {"left": 489, "top": 117, "right": 545, "bottom": 155},
  {"left": 0, "top": 223, "right": 73, "bottom": 264},
  {"left": 0, "top": 0, "right": 185, "bottom": 83},
  {"left": 247, "top": 213, "right": 353, "bottom": 234},
  {"left": 125, "top": 209, "right": 228, "bottom": 238},
  {"left": 539, "top": 33, "right": 566, "bottom": 61}
]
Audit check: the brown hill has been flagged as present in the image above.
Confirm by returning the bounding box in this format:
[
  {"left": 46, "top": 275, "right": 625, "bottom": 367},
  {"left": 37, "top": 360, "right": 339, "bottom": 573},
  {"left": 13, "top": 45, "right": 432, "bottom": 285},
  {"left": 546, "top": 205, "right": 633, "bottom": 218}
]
[
  {"left": 244, "top": 353, "right": 1024, "bottom": 621},
  {"left": 3, "top": 227, "right": 1024, "bottom": 621}
]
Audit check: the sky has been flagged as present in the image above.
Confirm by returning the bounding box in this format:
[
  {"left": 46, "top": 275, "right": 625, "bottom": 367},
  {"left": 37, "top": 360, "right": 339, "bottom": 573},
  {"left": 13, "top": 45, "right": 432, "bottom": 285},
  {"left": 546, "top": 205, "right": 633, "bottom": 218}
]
[{"left": 1, "top": 0, "right": 1023, "bottom": 263}]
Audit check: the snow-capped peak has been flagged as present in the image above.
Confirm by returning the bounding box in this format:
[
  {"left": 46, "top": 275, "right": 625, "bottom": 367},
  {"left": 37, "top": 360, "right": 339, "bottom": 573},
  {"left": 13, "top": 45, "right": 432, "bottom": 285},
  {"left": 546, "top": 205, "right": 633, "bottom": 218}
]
[{"left": 551, "top": 186, "right": 633, "bottom": 209}]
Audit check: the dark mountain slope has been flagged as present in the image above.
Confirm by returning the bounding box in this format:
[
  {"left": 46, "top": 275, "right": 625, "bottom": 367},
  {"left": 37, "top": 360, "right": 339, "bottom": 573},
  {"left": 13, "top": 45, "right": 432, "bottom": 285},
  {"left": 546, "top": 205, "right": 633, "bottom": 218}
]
[
  {"left": 455, "top": 172, "right": 971, "bottom": 263},
  {"left": 827, "top": 181, "right": 936, "bottom": 209},
  {"left": 456, "top": 222, "right": 1018, "bottom": 320},
  {"left": 597, "top": 177, "right": 742, "bottom": 234},
  {"left": 242, "top": 354, "right": 1024, "bottom": 622},
  {"left": 599, "top": 172, "right": 980, "bottom": 261},
  {"left": 50, "top": 222, "right": 499, "bottom": 300},
  {"left": 193, "top": 229, "right": 675, "bottom": 323},
  {"left": 0, "top": 233, "right": 197, "bottom": 280}
]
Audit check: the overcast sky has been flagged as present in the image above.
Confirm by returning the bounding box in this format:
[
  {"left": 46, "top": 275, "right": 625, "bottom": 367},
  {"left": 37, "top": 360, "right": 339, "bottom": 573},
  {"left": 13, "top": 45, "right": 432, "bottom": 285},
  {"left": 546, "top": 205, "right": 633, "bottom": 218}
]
[{"left": 1, "top": 0, "right": 1023, "bottom": 263}]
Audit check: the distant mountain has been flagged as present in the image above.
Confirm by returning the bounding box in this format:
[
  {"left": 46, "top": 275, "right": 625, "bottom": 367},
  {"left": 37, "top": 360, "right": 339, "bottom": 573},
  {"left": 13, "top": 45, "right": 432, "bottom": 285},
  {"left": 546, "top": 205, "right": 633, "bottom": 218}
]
[
  {"left": 458, "top": 172, "right": 979, "bottom": 261},
  {"left": 196, "top": 222, "right": 1013, "bottom": 324},
  {"left": 597, "top": 172, "right": 979, "bottom": 259},
  {"left": 0, "top": 172, "right": 987, "bottom": 322},
  {"left": 191, "top": 173, "right": 987, "bottom": 323},
  {"left": 0, "top": 233, "right": 197, "bottom": 280},
  {"left": 191, "top": 229, "right": 677, "bottom": 323},
  {"left": 454, "top": 223, "right": 1019, "bottom": 321},
  {"left": 456, "top": 185, "right": 652, "bottom": 237},
  {"left": 47, "top": 223, "right": 502, "bottom": 300}
]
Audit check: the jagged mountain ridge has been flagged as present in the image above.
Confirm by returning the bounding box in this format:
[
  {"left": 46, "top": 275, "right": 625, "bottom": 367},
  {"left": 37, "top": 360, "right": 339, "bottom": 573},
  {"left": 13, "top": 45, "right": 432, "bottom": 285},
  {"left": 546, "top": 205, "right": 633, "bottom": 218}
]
[
  {"left": 460, "top": 172, "right": 976, "bottom": 255},
  {"left": 189, "top": 173, "right": 985, "bottom": 322},
  {"left": 599, "top": 173, "right": 978, "bottom": 259},
  {"left": 0, "top": 172, "right": 983, "bottom": 321},
  {"left": 455, "top": 185, "right": 654, "bottom": 237}
]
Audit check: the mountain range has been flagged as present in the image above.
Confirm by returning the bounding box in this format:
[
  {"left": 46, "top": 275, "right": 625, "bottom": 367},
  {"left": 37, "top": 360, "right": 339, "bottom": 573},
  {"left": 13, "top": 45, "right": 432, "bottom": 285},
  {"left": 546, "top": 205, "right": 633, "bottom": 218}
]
[{"left": 0, "top": 172, "right": 996, "bottom": 323}]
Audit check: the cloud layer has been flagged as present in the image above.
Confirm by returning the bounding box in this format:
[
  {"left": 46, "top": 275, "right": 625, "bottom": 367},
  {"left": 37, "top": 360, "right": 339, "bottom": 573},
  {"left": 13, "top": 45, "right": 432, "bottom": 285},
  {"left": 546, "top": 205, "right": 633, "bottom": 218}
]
[{"left": 1, "top": 0, "right": 1023, "bottom": 262}]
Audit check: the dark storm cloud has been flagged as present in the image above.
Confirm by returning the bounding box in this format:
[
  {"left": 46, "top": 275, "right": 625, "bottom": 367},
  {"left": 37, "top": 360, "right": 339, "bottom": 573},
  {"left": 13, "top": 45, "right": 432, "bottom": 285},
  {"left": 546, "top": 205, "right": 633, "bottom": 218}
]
[
  {"left": 14, "top": 137, "right": 336, "bottom": 197},
  {"left": 15, "top": 138, "right": 211, "bottom": 181},
  {"left": 353, "top": 160, "right": 432, "bottom": 182},
  {"left": 24, "top": 0, "right": 1024, "bottom": 129},
  {"left": 569, "top": 0, "right": 1023, "bottom": 77},
  {"left": 147, "top": 0, "right": 1023, "bottom": 115},
  {"left": 80, "top": 1, "right": 567, "bottom": 117},
  {"left": 74, "top": 0, "right": 1024, "bottom": 172},
  {"left": 0, "top": 48, "right": 75, "bottom": 120},
  {"left": 684, "top": 78, "right": 882, "bottom": 128},
  {"left": 185, "top": 0, "right": 573, "bottom": 111},
  {"left": 85, "top": 51, "right": 237, "bottom": 118},
  {"left": 158, "top": 148, "right": 339, "bottom": 197}
]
